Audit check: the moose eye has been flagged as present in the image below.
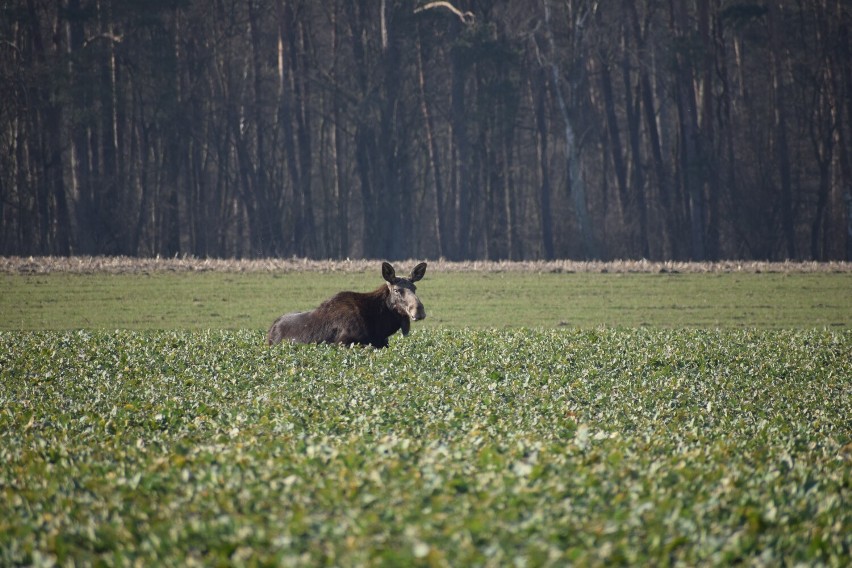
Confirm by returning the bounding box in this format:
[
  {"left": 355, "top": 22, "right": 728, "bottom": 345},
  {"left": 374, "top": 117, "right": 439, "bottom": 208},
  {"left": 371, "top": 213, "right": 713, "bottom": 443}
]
[{"left": 394, "top": 288, "right": 403, "bottom": 295}]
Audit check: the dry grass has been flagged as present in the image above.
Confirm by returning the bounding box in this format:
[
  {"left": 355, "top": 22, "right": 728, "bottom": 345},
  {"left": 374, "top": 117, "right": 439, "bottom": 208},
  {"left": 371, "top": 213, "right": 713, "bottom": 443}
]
[{"left": 2, "top": 255, "right": 851, "bottom": 274}]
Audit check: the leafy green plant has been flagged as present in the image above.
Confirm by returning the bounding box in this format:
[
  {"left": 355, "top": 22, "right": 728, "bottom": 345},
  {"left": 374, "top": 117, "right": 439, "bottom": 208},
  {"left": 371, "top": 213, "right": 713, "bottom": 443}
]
[{"left": 1, "top": 329, "right": 850, "bottom": 565}]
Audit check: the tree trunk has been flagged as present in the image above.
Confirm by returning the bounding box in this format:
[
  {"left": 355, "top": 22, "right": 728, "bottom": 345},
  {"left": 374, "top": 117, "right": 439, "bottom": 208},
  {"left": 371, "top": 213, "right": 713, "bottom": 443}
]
[
  {"left": 698, "top": 0, "right": 720, "bottom": 260},
  {"left": 626, "top": 0, "right": 673, "bottom": 256},
  {"left": 542, "top": 0, "right": 597, "bottom": 259},
  {"left": 416, "top": 25, "right": 447, "bottom": 258},
  {"left": 535, "top": 69, "right": 554, "bottom": 260},
  {"left": 451, "top": 21, "right": 472, "bottom": 260},
  {"left": 30, "top": 0, "right": 71, "bottom": 254},
  {"left": 598, "top": 57, "right": 629, "bottom": 213},
  {"left": 330, "top": 3, "right": 350, "bottom": 258},
  {"left": 378, "top": 4, "right": 405, "bottom": 260},
  {"left": 294, "top": 10, "right": 316, "bottom": 257},
  {"left": 620, "top": 33, "right": 650, "bottom": 258},
  {"left": 767, "top": 0, "right": 796, "bottom": 259},
  {"left": 248, "top": 0, "right": 279, "bottom": 256},
  {"left": 672, "top": 0, "right": 706, "bottom": 260}
]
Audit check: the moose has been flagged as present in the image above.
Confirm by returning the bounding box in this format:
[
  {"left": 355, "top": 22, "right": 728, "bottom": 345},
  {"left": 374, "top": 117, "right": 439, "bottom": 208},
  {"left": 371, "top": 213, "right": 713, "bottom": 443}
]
[{"left": 267, "top": 262, "right": 427, "bottom": 348}]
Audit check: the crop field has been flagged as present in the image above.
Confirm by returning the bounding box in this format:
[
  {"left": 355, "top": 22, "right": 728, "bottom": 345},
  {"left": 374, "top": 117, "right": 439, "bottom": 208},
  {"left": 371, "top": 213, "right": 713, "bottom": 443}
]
[{"left": 1, "top": 259, "right": 851, "bottom": 566}]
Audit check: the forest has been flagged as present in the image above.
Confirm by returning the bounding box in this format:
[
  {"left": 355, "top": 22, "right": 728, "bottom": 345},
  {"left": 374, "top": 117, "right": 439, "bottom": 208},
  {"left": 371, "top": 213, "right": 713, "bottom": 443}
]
[{"left": 2, "top": 0, "right": 850, "bottom": 261}]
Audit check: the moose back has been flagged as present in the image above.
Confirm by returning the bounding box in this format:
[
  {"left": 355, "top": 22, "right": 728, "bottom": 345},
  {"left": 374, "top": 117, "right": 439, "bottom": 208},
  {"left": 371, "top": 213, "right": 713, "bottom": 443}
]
[{"left": 267, "top": 262, "right": 427, "bottom": 348}]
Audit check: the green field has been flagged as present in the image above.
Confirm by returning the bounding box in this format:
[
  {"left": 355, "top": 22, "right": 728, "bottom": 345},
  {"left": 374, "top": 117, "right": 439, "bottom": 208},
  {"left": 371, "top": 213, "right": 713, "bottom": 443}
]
[
  {"left": 2, "top": 268, "right": 851, "bottom": 565},
  {"left": 2, "top": 328, "right": 850, "bottom": 565},
  {"left": 2, "top": 271, "right": 851, "bottom": 330}
]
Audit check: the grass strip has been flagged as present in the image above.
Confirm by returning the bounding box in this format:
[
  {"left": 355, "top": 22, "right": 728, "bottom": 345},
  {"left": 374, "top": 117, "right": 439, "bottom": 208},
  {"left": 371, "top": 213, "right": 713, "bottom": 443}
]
[{"left": 2, "top": 271, "right": 850, "bottom": 330}]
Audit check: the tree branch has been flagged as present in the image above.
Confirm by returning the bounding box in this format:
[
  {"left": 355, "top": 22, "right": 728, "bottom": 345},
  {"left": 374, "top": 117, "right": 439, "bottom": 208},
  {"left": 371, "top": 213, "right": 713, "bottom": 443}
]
[
  {"left": 83, "top": 33, "right": 123, "bottom": 49},
  {"left": 414, "top": 1, "right": 475, "bottom": 25}
]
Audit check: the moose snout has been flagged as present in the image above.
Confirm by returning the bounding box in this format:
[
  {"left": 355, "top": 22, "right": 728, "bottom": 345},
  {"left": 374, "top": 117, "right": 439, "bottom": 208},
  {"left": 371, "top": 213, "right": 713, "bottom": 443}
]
[{"left": 412, "top": 302, "right": 426, "bottom": 321}]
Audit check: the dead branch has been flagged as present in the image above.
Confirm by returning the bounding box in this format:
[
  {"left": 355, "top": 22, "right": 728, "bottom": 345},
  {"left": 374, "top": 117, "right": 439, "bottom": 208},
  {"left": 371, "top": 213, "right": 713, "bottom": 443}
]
[
  {"left": 414, "top": 1, "right": 475, "bottom": 25},
  {"left": 83, "top": 33, "right": 123, "bottom": 49}
]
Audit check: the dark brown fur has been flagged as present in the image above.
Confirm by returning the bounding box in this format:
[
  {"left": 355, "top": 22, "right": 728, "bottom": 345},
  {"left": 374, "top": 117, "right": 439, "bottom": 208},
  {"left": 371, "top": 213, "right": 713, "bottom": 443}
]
[{"left": 267, "top": 262, "right": 427, "bottom": 348}]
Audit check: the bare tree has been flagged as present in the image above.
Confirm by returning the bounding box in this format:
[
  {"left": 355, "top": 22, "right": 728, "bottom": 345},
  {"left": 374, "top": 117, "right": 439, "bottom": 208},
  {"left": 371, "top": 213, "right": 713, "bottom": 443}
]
[
  {"left": 539, "top": 0, "right": 598, "bottom": 258},
  {"left": 2, "top": 0, "right": 848, "bottom": 260}
]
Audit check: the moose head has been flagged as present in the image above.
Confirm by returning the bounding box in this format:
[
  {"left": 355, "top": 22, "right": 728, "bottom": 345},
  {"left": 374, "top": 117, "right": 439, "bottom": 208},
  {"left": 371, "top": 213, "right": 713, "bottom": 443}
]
[{"left": 382, "top": 261, "right": 427, "bottom": 334}]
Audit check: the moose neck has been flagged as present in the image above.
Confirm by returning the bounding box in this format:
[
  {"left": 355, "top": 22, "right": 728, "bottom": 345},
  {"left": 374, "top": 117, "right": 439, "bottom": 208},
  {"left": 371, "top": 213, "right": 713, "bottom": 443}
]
[{"left": 370, "top": 285, "right": 407, "bottom": 331}]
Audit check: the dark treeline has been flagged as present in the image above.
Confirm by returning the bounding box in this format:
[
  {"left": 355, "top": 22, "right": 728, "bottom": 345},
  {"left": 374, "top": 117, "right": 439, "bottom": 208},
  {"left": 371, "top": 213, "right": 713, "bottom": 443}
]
[{"left": 2, "top": 0, "right": 851, "bottom": 260}]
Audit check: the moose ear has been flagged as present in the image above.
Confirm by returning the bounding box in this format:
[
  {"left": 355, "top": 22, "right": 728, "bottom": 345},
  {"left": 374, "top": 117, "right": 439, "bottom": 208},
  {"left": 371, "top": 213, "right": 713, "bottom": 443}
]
[
  {"left": 410, "top": 262, "right": 427, "bottom": 282},
  {"left": 382, "top": 262, "right": 396, "bottom": 283}
]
